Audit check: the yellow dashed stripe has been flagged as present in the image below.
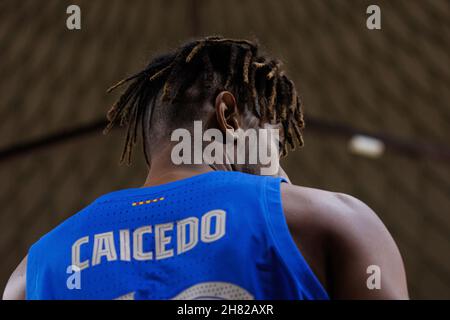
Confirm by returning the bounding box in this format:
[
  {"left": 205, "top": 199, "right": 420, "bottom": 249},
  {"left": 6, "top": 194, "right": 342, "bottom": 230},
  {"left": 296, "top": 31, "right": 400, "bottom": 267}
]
[{"left": 132, "top": 196, "right": 165, "bottom": 207}]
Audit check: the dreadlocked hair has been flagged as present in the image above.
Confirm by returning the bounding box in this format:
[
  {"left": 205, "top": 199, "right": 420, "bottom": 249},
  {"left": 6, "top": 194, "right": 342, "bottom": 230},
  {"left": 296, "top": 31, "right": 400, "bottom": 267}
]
[{"left": 104, "top": 36, "right": 305, "bottom": 165}]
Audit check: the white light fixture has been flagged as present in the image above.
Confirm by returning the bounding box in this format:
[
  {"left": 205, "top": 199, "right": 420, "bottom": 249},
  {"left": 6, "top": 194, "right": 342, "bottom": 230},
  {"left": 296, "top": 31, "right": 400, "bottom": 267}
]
[{"left": 348, "top": 134, "right": 385, "bottom": 158}]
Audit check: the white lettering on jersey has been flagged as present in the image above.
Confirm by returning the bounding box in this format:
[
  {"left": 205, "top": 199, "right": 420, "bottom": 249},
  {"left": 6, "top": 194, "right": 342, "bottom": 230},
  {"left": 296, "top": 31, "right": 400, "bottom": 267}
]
[
  {"left": 177, "top": 217, "right": 199, "bottom": 254},
  {"left": 201, "top": 210, "right": 226, "bottom": 243},
  {"left": 133, "top": 226, "right": 153, "bottom": 261},
  {"left": 92, "top": 232, "right": 118, "bottom": 266},
  {"left": 155, "top": 222, "right": 174, "bottom": 260},
  {"left": 119, "top": 229, "right": 131, "bottom": 261},
  {"left": 71, "top": 209, "right": 227, "bottom": 270},
  {"left": 72, "top": 236, "right": 89, "bottom": 270}
]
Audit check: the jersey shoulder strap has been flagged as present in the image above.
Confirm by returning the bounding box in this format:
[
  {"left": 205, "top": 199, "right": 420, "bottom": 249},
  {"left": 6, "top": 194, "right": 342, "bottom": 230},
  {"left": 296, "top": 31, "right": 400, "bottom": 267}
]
[{"left": 262, "top": 176, "right": 329, "bottom": 299}]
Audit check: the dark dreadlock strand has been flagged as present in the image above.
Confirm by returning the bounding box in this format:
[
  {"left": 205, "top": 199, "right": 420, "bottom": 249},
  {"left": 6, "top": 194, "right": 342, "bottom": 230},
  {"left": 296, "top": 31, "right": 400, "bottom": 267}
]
[
  {"left": 267, "top": 76, "right": 278, "bottom": 121},
  {"left": 294, "top": 94, "right": 305, "bottom": 130},
  {"left": 204, "top": 37, "right": 257, "bottom": 50},
  {"left": 293, "top": 96, "right": 305, "bottom": 147},
  {"left": 242, "top": 52, "right": 254, "bottom": 108},
  {"left": 286, "top": 78, "right": 297, "bottom": 113},
  {"left": 148, "top": 64, "right": 171, "bottom": 81},
  {"left": 276, "top": 75, "right": 289, "bottom": 121},
  {"left": 161, "top": 46, "right": 194, "bottom": 102},
  {"left": 140, "top": 97, "right": 150, "bottom": 165},
  {"left": 253, "top": 62, "right": 266, "bottom": 69},
  {"left": 249, "top": 61, "right": 261, "bottom": 117},
  {"left": 104, "top": 79, "right": 140, "bottom": 134},
  {"left": 105, "top": 36, "right": 305, "bottom": 165},
  {"left": 225, "top": 46, "right": 238, "bottom": 90},
  {"left": 185, "top": 41, "right": 205, "bottom": 63},
  {"left": 264, "top": 59, "right": 283, "bottom": 122},
  {"left": 282, "top": 129, "right": 294, "bottom": 153},
  {"left": 242, "top": 50, "right": 252, "bottom": 84},
  {"left": 106, "top": 70, "right": 144, "bottom": 93},
  {"left": 283, "top": 74, "right": 302, "bottom": 152},
  {"left": 254, "top": 60, "right": 270, "bottom": 119},
  {"left": 202, "top": 52, "right": 215, "bottom": 91},
  {"left": 104, "top": 55, "right": 175, "bottom": 134},
  {"left": 120, "top": 80, "right": 145, "bottom": 164},
  {"left": 266, "top": 59, "right": 281, "bottom": 80},
  {"left": 292, "top": 116, "right": 304, "bottom": 146}
]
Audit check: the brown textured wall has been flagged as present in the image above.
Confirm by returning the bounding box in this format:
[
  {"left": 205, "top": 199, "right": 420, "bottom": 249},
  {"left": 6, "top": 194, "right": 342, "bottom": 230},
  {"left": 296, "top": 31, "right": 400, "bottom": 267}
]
[{"left": 0, "top": 0, "right": 449, "bottom": 299}]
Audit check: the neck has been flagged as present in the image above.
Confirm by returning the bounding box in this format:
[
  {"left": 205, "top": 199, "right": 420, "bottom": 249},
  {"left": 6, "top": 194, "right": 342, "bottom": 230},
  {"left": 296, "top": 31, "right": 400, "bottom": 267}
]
[
  {"left": 143, "top": 164, "right": 213, "bottom": 188},
  {"left": 142, "top": 144, "right": 232, "bottom": 188}
]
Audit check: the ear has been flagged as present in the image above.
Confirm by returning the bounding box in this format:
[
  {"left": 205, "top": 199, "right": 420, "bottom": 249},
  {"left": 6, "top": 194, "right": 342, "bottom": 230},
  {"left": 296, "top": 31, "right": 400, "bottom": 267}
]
[{"left": 215, "top": 91, "right": 240, "bottom": 133}]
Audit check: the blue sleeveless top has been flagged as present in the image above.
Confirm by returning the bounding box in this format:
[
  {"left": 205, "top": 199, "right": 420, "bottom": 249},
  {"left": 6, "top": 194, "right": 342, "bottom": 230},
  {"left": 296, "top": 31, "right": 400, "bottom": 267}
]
[{"left": 26, "top": 171, "right": 329, "bottom": 300}]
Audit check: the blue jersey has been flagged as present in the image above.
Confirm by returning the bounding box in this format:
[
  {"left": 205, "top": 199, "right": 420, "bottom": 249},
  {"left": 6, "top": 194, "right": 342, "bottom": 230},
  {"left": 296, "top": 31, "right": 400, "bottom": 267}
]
[{"left": 26, "top": 171, "right": 328, "bottom": 300}]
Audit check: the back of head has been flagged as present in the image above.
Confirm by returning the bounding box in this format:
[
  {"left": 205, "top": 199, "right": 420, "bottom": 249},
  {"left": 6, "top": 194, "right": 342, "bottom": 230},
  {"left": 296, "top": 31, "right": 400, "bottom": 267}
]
[{"left": 104, "top": 36, "right": 305, "bottom": 173}]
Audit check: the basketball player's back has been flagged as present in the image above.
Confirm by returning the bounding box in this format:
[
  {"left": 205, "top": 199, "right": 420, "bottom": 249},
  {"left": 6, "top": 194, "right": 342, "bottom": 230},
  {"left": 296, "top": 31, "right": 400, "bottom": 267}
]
[
  {"left": 25, "top": 171, "right": 329, "bottom": 300},
  {"left": 5, "top": 170, "right": 409, "bottom": 300}
]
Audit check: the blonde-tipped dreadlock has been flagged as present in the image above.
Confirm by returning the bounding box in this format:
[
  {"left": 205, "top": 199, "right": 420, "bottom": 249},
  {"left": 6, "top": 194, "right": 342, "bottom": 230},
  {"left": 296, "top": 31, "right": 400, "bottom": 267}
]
[{"left": 104, "top": 36, "right": 305, "bottom": 165}]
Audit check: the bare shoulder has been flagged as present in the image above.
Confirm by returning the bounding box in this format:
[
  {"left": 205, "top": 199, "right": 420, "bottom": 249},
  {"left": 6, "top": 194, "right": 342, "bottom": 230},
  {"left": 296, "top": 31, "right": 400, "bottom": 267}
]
[
  {"left": 3, "top": 255, "right": 27, "bottom": 300},
  {"left": 280, "top": 183, "right": 376, "bottom": 233},
  {"left": 281, "top": 183, "right": 389, "bottom": 239},
  {"left": 280, "top": 183, "right": 408, "bottom": 299}
]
